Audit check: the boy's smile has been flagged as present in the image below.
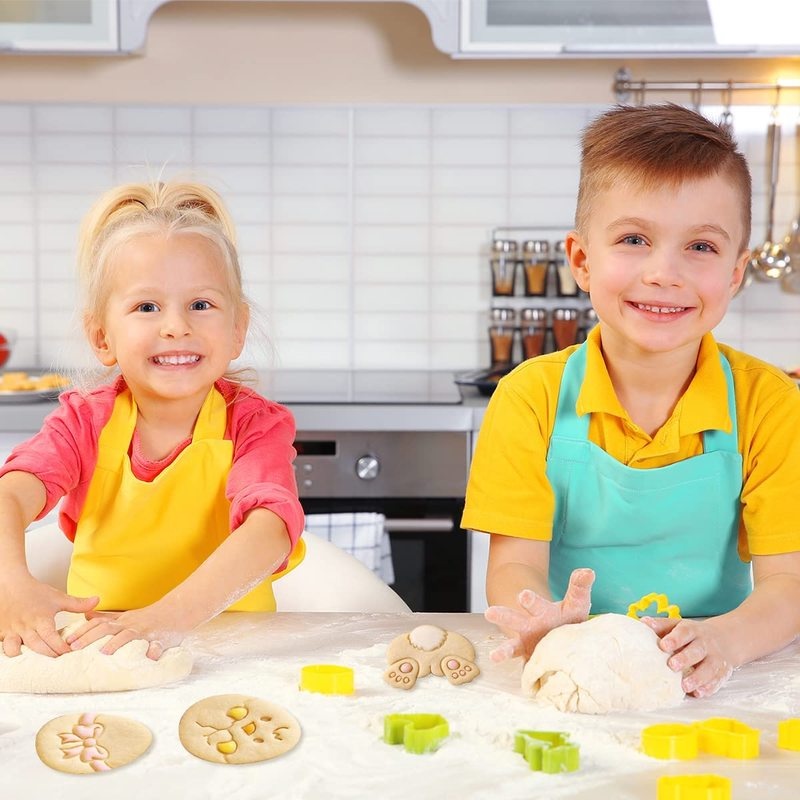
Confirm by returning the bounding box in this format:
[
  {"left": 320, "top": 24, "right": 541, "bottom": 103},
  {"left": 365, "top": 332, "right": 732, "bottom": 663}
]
[{"left": 566, "top": 173, "right": 750, "bottom": 362}]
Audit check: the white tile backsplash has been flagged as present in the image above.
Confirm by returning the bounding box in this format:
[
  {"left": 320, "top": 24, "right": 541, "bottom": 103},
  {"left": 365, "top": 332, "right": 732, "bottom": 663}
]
[{"left": 0, "top": 102, "right": 798, "bottom": 374}]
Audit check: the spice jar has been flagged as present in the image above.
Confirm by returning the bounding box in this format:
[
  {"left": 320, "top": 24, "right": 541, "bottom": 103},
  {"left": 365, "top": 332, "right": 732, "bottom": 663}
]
[
  {"left": 552, "top": 308, "right": 580, "bottom": 350},
  {"left": 521, "top": 240, "right": 549, "bottom": 297},
  {"left": 554, "top": 241, "right": 579, "bottom": 297},
  {"left": 490, "top": 239, "right": 518, "bottom": 296},
  {"left": 520, "top": 308, "right": 547, "bottom": 360},
  {"left": 488, "top": 307, "right": 516, "bottom": 366}
]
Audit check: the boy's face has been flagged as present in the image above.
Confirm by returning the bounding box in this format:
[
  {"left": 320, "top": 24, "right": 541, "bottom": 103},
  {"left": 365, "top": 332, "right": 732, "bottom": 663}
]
[{"left": 566, "top": 173, "right": 749, "bottom": 360}]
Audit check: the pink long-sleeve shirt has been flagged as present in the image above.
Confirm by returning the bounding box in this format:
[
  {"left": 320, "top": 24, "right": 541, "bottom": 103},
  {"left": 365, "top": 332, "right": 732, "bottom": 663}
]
[{"left": 0, "top": 377, "right": 304, "bottom": 570}]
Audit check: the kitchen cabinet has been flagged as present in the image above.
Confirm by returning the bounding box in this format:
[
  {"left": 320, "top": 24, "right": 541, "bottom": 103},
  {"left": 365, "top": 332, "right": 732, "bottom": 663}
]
[
  {"left": 0, "top": 0, "right": 163, "bottom": 54},
  {"left": 408, "top": 0, "right": 800, "bottom": 59}
]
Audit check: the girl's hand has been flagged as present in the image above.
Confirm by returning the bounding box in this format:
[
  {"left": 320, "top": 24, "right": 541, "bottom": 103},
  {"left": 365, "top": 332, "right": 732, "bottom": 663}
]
[
  {"left": 0, "top": 576, "right": 99, "bottom": 658},
  {"left": 64, "top": 605, "right": 190, "bottom": 661},
  {"left": 642, "top": 616, "right": 735, "bottom": 698},
  {"left": 484, "top": 568, "right": 594, "bottom": 663}
]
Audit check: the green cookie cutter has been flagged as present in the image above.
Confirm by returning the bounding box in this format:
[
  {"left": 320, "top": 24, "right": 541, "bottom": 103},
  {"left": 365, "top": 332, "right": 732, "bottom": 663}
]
[
  {"left": 383, "top": 714, "right": 450, "bottom": 754},
  {"left": 514, "top": 730, "right": 580, "bottom": 774}
]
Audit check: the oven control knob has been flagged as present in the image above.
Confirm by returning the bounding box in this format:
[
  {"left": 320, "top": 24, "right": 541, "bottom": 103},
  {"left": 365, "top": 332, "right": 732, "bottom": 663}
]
[{"left": 355, "top": 455, "right": 380, "bottom": 481}]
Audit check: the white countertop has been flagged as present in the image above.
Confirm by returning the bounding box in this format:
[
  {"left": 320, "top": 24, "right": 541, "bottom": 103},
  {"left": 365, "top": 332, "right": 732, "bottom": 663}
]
[{"left": 2, "top": 612, "right": 799, "bottom": 799}]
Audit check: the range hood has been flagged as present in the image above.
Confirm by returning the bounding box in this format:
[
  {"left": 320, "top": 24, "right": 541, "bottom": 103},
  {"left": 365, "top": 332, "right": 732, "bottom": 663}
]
[{"left": 409, "top": 0, "right": 800, "bottom": 58}]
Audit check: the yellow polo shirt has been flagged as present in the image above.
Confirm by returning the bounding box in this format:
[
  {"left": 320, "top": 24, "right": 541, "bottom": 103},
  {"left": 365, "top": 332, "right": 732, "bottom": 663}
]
[{"left": 462, "top": 326, "right": 800, "bottom": 560}]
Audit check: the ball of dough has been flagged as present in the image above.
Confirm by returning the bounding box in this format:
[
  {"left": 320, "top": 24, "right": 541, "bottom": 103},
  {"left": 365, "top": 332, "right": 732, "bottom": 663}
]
[
  {"left": 521, "top": 614, "right": 685, "bottom": 714},
  {"left": 0, "top": 617, "right": 193, "bottom": 694}
]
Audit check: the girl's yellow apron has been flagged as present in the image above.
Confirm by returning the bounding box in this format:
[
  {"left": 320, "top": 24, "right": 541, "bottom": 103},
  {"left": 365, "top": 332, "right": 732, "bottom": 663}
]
[{"left": 67, "top": 386, "right": 304, "bottom": 611}]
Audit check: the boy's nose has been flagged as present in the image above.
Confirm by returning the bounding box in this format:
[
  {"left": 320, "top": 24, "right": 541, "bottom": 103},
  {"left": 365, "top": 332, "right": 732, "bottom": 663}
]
[{"left": 642, "top": 251, "right": 684, "bottom": 287}]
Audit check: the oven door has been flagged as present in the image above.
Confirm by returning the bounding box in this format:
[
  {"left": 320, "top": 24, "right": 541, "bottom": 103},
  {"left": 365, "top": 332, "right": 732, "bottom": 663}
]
[{"left": 301, "top": 497, "right": 469, "bottom": 612}]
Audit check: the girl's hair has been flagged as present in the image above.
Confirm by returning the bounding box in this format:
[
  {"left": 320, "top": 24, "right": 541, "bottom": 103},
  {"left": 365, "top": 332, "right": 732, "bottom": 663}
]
[
  {"left": 77, "top": 180, "right": 247, "bottom": 329},
  {"left": 575, "top": 103, "right": 752, "bottom": 251}
]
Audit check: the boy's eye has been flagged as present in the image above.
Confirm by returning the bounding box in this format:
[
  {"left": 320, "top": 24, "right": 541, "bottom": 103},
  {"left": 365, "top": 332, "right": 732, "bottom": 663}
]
[
  {"left": 190, "top": 300, "right": 212, "bottom": 311},
  {"left": 137, "top": 302, "right": 159, "bottom": 313},
  {"left": 620, "top": 235, "right": 647, "bottom": 246},
  {"left": 688, "top": 241, "right": 718, "bottom": 253}
]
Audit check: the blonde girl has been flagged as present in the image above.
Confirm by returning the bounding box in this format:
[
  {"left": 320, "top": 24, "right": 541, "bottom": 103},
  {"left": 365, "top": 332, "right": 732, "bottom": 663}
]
[{"left": 0, "top": 181, "right": 304, "bottom": 660}]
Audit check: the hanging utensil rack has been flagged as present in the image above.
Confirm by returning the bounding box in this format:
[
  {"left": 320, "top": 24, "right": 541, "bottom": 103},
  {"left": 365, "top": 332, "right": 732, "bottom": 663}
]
[{"left": 614, "top": 67, "right": 800, "bottom": 104}]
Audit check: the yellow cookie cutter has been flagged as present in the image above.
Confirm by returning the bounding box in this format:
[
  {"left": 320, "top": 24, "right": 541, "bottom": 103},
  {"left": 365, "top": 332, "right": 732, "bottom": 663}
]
[
  {"left": 627, "top": 592, "right": 681, "bottom": 620},
  {"left": 642, "top": 724, "right": 699, "bottom": 760},
  {"left": 694, "top": 718, "right": 759, "bottom": 760},
  {"left": 778, "top": 719, "right": 800, "bottom": 751},
  {"left": 657, "top": 774, "right": 731, "bottom": 800},
  {"left": 299, "top": 664, "right": 354, "bottom": 695}
]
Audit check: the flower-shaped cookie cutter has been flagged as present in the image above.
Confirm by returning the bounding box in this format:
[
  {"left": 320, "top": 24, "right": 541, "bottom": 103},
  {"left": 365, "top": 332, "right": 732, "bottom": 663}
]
[
  {"left": 383, "top": 714, "right": 449, "bottom": 755},
  {"left": 299, "top": 664, "right": 354, "bottom": 695},
  {"left": 643, "top": 717, "right": 760, "bottom": 761},
  {"left": 778, "top": 719, "right": 800, "bottom": 751},
  {"left": 657, "top": 774, "right": 731, "bottom": 800},
  {"left": 627, "top": 592, "right": 681, "bottom": 620},
  {"left": 514, "top": 730, "right": 580, "bottom": 774}
]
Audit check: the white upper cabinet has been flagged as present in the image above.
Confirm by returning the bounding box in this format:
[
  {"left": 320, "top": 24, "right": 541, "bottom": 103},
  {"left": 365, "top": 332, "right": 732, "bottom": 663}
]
[
  {"left": 0, "top": 0, "right": 167, "bottom": 54},
  {"left": 409, "top": 0, "right": 800, "bottom": 58}
]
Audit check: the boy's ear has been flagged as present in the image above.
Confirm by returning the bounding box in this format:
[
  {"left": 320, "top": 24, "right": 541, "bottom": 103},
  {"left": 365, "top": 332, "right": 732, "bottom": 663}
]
[
  {"left": 85, "top": 319, "right": 117, "bottom": 367},
  {"left": 729, "top": 248, "right": 751, "bottom": 296},
  {"left": 565, "top": 230, "right": 590, "bottom": 292}
]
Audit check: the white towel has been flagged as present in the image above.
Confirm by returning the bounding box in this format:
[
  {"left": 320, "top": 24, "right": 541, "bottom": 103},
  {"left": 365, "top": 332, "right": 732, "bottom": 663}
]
[{"left": 303, "top": 512, "right": 395, "bottom": 585}]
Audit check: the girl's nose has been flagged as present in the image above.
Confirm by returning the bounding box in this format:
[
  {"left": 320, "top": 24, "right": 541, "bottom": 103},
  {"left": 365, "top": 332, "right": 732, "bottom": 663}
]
[{"left": 160, "top": 310, "right": 191, "bottom": 338}]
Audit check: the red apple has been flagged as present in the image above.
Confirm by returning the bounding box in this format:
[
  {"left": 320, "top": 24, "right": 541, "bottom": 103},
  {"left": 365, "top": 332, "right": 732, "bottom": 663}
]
[{"left": 0, "top": 333, "right": 10, "bottom": 368}]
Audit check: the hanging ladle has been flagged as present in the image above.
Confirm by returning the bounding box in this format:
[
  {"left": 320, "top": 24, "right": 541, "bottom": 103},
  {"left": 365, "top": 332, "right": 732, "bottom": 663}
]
[
  {"left": 754, "top": 98, "right": 790, "bottom": 280},
  {"left": 780, "top": 119, "right": 800, "bottom": 293}
]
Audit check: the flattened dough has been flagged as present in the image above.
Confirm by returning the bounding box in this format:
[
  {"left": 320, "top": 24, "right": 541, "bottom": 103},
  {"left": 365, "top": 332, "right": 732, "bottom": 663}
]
[
  {"left": 36, "top": 712, "right": 152, "bottom": 773},
  {"left": 0, "top": 617, "right": 192, "bottom": 694},
  {"left": 179, "top": 694, "right": 301, "bottom": 764},
  {"left": 521, "top": 613, "right": 685, "bottom": 714}
]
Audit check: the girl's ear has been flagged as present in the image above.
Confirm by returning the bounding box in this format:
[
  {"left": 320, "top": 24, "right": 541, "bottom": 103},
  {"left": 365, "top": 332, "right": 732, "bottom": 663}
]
[
  {"left": 85, "top": 318, "right": 117, "bottom": 367},
  {"left": 565, "top": 230, "right": 590, "bottom": 292},
  {"left": 231, "top": 304, "right": 250, "bottom": 360}
]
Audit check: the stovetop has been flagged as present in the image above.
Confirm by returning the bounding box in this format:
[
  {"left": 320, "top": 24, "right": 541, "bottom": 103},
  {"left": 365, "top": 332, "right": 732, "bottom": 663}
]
[{"left": 260, "top": 370, "right": 464, "bottom": 405}]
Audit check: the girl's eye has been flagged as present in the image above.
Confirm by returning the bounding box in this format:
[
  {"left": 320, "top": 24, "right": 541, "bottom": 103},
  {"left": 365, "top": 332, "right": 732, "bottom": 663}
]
[
  {"left": 137, "top": 302, "right": 159, "bottom": 313},
  {"left": 190, "top": 300, "right": 212, "bottom": 311},
  {"left": 620, "top": 235, "right": 647, "bottom": 246},
  {"left": 689, "top": 241, "right": 718, "bottom": 253}
]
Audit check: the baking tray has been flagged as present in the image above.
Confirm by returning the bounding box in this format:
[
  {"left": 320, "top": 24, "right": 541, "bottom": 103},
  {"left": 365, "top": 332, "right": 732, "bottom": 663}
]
[
  {"left": 0, "top": 375, "right": 70, "bottom": 404},
  {"left": 454, "top": 366, "right": 514, "bottom": 397}
]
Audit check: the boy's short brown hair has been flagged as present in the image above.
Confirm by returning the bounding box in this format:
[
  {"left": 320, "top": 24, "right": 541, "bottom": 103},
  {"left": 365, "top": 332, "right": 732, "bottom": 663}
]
[{"left": 575, "top": 104, "right": 752, "bottom": 251}]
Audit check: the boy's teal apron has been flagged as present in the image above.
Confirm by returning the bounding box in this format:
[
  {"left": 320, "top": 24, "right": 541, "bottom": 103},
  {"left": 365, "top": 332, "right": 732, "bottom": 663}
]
[{"left": 545, "top": 343, "right": 752, "bottom": 617}]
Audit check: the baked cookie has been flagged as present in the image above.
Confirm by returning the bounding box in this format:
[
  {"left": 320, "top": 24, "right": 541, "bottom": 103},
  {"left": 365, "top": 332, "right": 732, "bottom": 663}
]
[
  {"left": 384, "top": 624, "right": 479, "bottom": 690},
  {"left": 35, "top": 712, "right": 152, "bottom": 774},
  {"left": 179, "top": 694, "right": 301, "bottom": 764}
]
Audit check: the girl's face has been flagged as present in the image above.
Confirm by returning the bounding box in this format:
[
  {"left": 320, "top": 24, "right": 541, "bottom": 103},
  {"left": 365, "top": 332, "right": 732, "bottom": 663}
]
[
  {"left": 88, "top": 233, "right": 247, "bottom": 407},
  {"left": 566, "top": 173, "right": 749, "bottom": 363}
]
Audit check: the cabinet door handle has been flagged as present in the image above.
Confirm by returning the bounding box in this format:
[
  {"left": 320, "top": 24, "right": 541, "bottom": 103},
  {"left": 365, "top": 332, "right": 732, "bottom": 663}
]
[{"left": 384, "top": 518, "right": 455, "bottom": 533}]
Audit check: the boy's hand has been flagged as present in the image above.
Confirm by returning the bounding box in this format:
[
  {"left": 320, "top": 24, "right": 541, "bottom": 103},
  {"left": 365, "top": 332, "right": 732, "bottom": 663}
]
[
  {"left": 64, "top": 604, "right": 190, "bottom": 661},
  {"left": 642, "top": 616, "right": 734, "bottom": 698},
  {"left": 0, "top": 576, "right": 98, "bottom": 658},
  {"left": 484, "top": 568, "right": 594, "bottom": 663}
]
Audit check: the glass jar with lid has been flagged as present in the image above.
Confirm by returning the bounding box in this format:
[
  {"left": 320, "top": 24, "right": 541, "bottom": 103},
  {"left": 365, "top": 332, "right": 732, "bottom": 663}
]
[
  {"left": 490, "top": 239, "right": 518, "bottom": 296},
  {"left": 520, "top": 307, "right": 547, "bottom": 360},
  {"left": 488, "top": 307, "right": 517, "bottom": 366},
  {"left": 521, "top": 240, "right": 549, "bottom": 297},
  {"left": 554, "top": 240, "right": 580, "bottom": 297},
  {"left": 552, "top": 308, "right": 581, "bottom": 350}
]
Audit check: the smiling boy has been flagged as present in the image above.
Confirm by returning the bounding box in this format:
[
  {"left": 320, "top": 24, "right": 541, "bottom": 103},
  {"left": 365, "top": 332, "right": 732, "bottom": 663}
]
[{"left": 463, "top": 104, "right": 800, "bottom": 698}]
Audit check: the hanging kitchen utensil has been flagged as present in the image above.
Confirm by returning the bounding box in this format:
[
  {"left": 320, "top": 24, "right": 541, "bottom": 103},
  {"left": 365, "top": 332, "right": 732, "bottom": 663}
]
[
  {"left": 780, "top": 119, "right": 800, "bottom": 293},
  {"left": 753, "top": 102, "right": 789, "bottom": 281},
  {"left": 719, "top": 82, "right": 734, "bottom": 135}
]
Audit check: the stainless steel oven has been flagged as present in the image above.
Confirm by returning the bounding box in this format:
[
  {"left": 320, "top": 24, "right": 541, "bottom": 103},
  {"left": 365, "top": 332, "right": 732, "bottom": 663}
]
[{"left": 294, "top": 429, "right": 470, "bottom": 612}]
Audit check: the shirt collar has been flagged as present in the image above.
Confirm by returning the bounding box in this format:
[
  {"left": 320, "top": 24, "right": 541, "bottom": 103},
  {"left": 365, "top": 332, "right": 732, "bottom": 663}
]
[{"left": 575, "top": 328, "right": 732, "bottom": 434}]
